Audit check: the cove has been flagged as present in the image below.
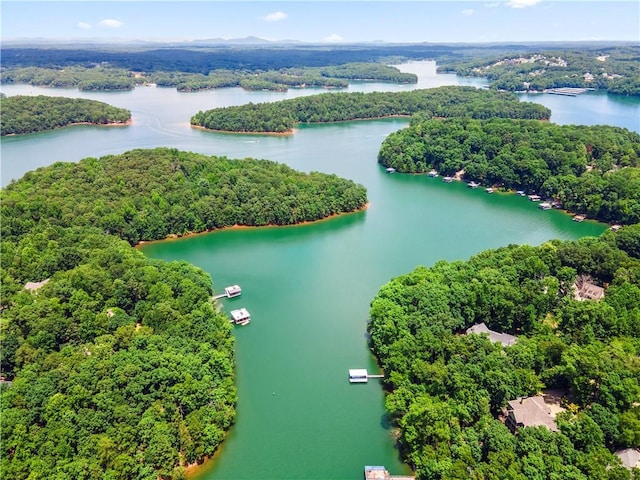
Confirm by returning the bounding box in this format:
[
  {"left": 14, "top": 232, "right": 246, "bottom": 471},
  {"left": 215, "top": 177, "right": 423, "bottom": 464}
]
[
  {"left": 2, "top": 61, "right": 635, "bottom": 479},
  {"left": 139, "top": 122, "right": 607, "bottom": 479}
]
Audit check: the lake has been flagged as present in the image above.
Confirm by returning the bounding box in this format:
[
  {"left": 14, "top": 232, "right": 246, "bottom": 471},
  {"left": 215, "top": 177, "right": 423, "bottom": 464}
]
[{"left": 1, "top": 61, "right": 635, "bottom": 479}]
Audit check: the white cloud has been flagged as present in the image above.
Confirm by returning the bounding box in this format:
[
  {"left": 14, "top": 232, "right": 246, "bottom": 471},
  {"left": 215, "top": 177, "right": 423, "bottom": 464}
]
[
  {"left": 262, "top": 11, "right": 287, "bottom": 22},
  {"left": 506, "top": 0, "right": 541, "bottom": 8},
  {"left": 483, "top": 2, "right": 500, "bottom": 7},
  {"left": 462, "top": 9, "right": 474, "bottom": 15},
  {"left": 324, "top": 33, "right": 343, "bottom": 43},
  {"left": 77, "top": 22, "right": 91, "bottom": 30},
  {"left": 98, "top": 19, "right": 124, "bottom": 28}
]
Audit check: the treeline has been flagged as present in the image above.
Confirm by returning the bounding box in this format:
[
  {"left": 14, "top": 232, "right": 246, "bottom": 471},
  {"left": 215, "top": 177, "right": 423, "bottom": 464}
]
[
  {"left": 0, "top": 44, "right": 468, "bottom": 72},
  {"left": 1, "top": 147, "right": 368, "bottom": 246},
  {"left": 0, "top": 95, "right": 131, "bottom": 135},
  {"left": 0, "top": 228, "right": 237, "bottom": 480},
  {"left": 0, "top": 147, "right": 368, "bottom": 479},
  {"left": 1, "top": 63, "right": 415, "bottom": 93},
  {"left": 437, "top": 46, "right": 640, "bottom": 95},
  {"left": 190, "top": 86, "right": 551, "bottom": 133},
  {"left": 0, "top": 66, "right": 137, "bottom": 91},
  {"left": 378, "top": 118, "right": 640, "bottom": 224},
  {"left": 368, "top": 228, "right": 640, "bottom": 479}
]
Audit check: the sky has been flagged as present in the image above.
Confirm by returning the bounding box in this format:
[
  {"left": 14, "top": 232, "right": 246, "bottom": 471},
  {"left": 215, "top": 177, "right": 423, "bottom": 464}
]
[{"left": 1, "top": 0, "right": 638, "bottom": 44}]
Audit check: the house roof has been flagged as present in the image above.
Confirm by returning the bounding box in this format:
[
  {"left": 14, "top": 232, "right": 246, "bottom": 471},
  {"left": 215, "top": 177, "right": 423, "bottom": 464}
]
[
  {"left": 24, "top": 278, "right": 50, "bottom": 291},
  {"left": 615, "top": 448, "right": 640, "bottom": 470},
  {"left": 507, "top": 395, "right": 558, "bottom": 431},
  {"left": 573, "top": 281, "right": 605, "bottom": 301},
  {"left": 466, "top": 322, "right": 517, "bottom": 347}
]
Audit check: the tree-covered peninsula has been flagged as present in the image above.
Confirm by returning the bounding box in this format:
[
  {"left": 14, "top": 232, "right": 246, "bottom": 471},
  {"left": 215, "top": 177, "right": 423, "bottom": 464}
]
[
  {"left": 190, "top": 86, "right": 551, "bottom": 133},
  {"left": 0, "top": 148, "right": 368, "bottom": 479},
  {"left": 0, "top": 95, "right": 131, "bottom": 136},
  {"left": 368, "top": 228, "right": 640, "bottom": 480},
  {"left": 379, "top": 118, "right": 640, "bottom": 225},
  {"left": 1, "top": 147, "right": 367, "bottom": 246},
  {"left": 437, "top": 46, "right": 640, "bottom": 95}
]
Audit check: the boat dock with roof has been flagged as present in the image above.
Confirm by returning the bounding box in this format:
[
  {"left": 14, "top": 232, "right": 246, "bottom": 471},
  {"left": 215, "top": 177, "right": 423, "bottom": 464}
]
[
  {"left": 349, "top": 369, "right": 384, "bottom": 383},
  {"left": 213, "top": 284, "right": 242, "bottom": 300},
  {"left": 230, "top": 308, "right": 251, "bottom": 326},
  {"left": 364, "top": 466, "right": 415, "bottom": 480}
]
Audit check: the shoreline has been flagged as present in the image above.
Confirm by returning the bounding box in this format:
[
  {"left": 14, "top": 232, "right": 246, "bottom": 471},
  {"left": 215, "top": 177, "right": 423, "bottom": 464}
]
[
  {"left": 190, "top": 124, "right": 296, "bottom": 136},
  {"left": 2, "top": 118, "right": 133, "bottom": 137},
  {"left": 135, "top": 203, "right": 370, "bottom": 248},
  {"left": 190, "top": 115, "right": 411, "bottom": 136}
]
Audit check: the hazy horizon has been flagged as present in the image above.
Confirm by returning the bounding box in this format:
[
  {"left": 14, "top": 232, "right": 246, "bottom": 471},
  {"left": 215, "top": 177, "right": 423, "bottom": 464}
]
[{"left": 2, "top": 1, "right": 638, "bottom": 45}]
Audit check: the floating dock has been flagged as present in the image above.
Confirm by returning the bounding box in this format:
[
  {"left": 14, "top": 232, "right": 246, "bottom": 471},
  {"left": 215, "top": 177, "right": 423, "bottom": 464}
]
[
  {"left": 230, "top": 308, "right": 251, "bottom": 326},
  {"left": 364, "top": 466, "right": 415, "bottom": 480},
  {"left": 349, "top": 369, "right": 384, "bottom": 383},
  {"left": 539, "top": 202, "right": 552, "bottom": 210},
  {"left": 545, "top": 87, "right": 588, "bottom": 96}
]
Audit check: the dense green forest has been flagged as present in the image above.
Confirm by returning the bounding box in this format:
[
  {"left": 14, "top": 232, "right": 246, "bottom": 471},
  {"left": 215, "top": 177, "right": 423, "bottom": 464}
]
[
  {"left": 368, "top": 228, "right": 640, "bottom": 480},
  {"left": 190, "top": 86, "right": 551, "bottom": 133},
  {"left": 0, "top": 148, "right": 368, "bottom": 246},
  {"left": 378, "top": 118, "right": 640, "bottom": 225},
  {"left": 0, "top": 95, "right": 131, "bottom": 135},
  {"left": 0, "top": 228, "right": 237, "bottom": 480},
  {"left": 437, "top": 46, "right": 640, "bottom": 95},
  {"left": 0, "top": 148, "right": 368, "bottom": 479},
  {"left": 0, "top": 63, "right": 416, "bottom": 93}
]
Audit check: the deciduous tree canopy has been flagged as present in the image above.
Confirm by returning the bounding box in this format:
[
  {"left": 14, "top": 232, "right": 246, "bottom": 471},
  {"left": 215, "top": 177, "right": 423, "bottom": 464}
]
[
  {"left": 368, "top": 230, "right": 640, "bottom": 479},
  {"left": 1, "top": 147, "right": 368, "bottom": 246},
  {"left": 190, "top": 86, "right": 551, "bottom": 133},
  {"left": 0, "top": 147, "right": 368, "bottom": 479},
  {"left": 0, "top": 95, "right": 131, "bottom": 135},
  {"left": 378, "top": 118, "right": 640, "bottom": 224}
]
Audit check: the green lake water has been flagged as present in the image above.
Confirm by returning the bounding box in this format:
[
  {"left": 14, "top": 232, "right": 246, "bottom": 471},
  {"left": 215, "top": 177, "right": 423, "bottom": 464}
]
[
  {"left": 139, "top": 120, "right": 607, "bottom": 480},
  {"left": 1, "top": 61, "right": 636, "bottom": 479}
]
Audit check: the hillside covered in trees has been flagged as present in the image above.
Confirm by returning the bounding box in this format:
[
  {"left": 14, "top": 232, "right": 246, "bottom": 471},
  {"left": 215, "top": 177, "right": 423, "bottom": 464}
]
[
  {"left": 378, "top": 118, "right": 640, "bottom": 225},
  {"left": 0, "top": 95, "right": 131, "bottom": 135},
  {"left": 368, "top": 228, "right": 640, "bottom": 480},
  {"left": 437, "top": 46, "right": 640, "bottom": 95},
  {"left": 1, "top": 147, "right": 367, "bottom": 246},
  {"left": 0, "top": 63, "right": 416, "bottom": 93},
  {"left": 0, "top": 147, "right": 369, "bottom": 479},
  {"left": 190, "top": 86, "right": 551, "bottom": 133}
]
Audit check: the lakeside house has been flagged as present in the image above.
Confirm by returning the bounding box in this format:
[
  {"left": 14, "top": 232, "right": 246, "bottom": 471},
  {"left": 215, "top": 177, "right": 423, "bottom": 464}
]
[
  {"left": 24, "top": 278, "right": 50, "bottom": 292},
  {"left": 615, "top": 448, "right": 640, "bottom": 470},
  {"left": 466, "top": 322, "right": 517, "bottom": 347},
  {"left": 573, "top": 279, "right": 606, "bottom": 301},
  {"left": 505, "top": 395, "right": 559, "bottom": 433}
]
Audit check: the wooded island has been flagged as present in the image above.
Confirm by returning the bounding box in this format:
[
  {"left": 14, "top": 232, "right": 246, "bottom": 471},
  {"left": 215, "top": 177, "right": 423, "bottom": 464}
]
[{"left": 0, "top": 95, "right": 131, "bottom": 135}]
